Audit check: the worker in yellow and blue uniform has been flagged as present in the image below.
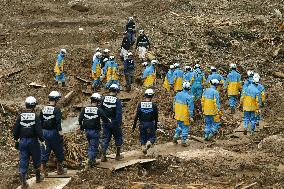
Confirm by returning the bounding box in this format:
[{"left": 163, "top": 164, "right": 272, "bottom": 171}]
[
  {"left": 141, "top": 62, "right": 155, "bottom": 87},
  {"left": 253, "top": 73, "right": 265, "bottom": 126},
  {"left": 201, "top": 79, "right": 220, "bottom": 140},
  {"left": 240, "top": 75, "right": 262, "bottom": 135},
  {"left": 163, "top": 65, "right": 175, "bottom": 91},
  {"left": 103, "top": 56, "right": 120, "bottom": 89},
  {"left": 92, "top": 52, "right": 102, "bottom": 89},
  {"left": 242, "top": 70, "right": 254, "bottom": 91},
  {"left": 206, "top": 66, "right": 225, "bottom": 91},
  {"left": 172, "top": 63, "right": 184, "bottom": 92},
  {"left": 173, "top": 82, "right": 194, "bottom": 146},
  {"left": 150, "top": 60, "right": 157, "bottom": 85},
  {"left": 183, "top": 66, "right": 194, "bottom": 82},
  {"left": 225, "top": 63, "right": 242, "bottom": 114},
  {"left": 54, "top": 49, "right": 67, "bottom": 87},
  {"left": 190, "top": 64, "right": 206, "bottom": 100}
]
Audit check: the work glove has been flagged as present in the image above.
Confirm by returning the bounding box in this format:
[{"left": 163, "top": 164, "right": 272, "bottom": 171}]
[
  {"left": 190, "top": 117, "right": 194, "bottom": 122},
  {"left": 15, "top": 141, "right": 19, "bottom": 150},
  {"left": 40, "top": 141, "right": 47, "bottom": 150}
]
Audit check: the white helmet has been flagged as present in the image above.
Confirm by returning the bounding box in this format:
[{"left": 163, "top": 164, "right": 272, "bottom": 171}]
[
  {"left": 210, "top": 79, "right": 219, "bottom": 85},
  {"left": 127, "top": 52, "right": 133, "bottom": 56},
  {"left": 60, "top": 49, "right": 67, "bottom": 54},
  {"left": 104, "top": 49, "right": 110, "bottom": 53},
  {"left": 25, "top": 96, "right": 37, "bottom": 107},
  {"left": 174, "top": 63, "right": 180, "bottom": 68},
  {"left": 145, "top": 89, "right": 154, "bottom": 97},
  {"left": 91, "top": 93, "right": 101, "bottom": 102},
  {"left": 151, "top": 60, "right": 158, "bottom": 65},
  {"left": 95, "top": 52, "right": 102, "bottom": 57},
  {"left": 96, "top": 47, "right": 101, "bottom": 52},
  {"left": 170, "top": 65, "right": 175, "bottom": 69},
  {"left": 182, "top": 81, "right": 191, "bottom": 90},
  {"left": 142, "top": 62, "right": 148, "bottom": 66},
  {"left": 184, "top": 65, "right": 190, "bottom": 70},
  {"left": 247, "top": 70, "right": 254, "bottom": 77},
  {"left": 109, "top": 84, "right": 119, "bottom": 91},
  {"left": 103, "top": 58, "right": 109, "bottom": 62},
  {"left": 254, "top": 73, "right": 260, "bottom": 80},
  {"left": 210, "top": 66, "right": 216, "bottom": 71},
  {"left": 194, "top": 64, "right": 200, "bottom": 69},
  {"left": 129, "top": 17, "right": 134, "bottom": 20},
  {"left": 253, "top": 75, "right": 260, "bottom": 83},
  {"left": 48, "top": 91, "right": 61, "bottom": 101},
  {"left": 230, "top": 63, "right": 237, "bottom": 69},
  {"left": 109, "top": 55, "right": 115, "bottom": 60},
  {"left": 139, "top": 30, "right": 144, "bottom": 34}
]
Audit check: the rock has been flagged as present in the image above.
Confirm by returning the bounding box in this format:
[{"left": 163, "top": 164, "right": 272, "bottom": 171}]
[
  {"left": 273, "top": 71, "right": 284, "bottom": 79},
  {"left": 68, "top": 0, "right": 89, "bottom": 12}
]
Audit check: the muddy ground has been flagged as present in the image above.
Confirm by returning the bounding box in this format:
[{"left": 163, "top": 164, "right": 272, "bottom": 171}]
[{"left": 0, "top": 0, "right": 284, "bottom": 188}]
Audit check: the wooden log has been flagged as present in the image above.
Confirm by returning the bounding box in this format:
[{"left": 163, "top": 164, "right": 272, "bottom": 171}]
[
  {"left": 76, "top": 76, "right": 92, "bottom": 83},
  {"left": 59, "top": 91, "right": 75, "bottom": 108},
  {"left": 273, "top": 71, "right": 284, "bottom": 78},
  {"left": 29, "top": 82, "right": 46, "bottom": 88},
  {"left": 241, "top": 182, "right": 257, "bottom": 189},
  {"left": 0, "top": 68, "right": 23, "bottom": 79}
]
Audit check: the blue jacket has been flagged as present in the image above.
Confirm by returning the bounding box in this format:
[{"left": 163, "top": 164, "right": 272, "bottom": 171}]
[
  {"left": 191, "top": 68, "right": 205, "bottom": 86},
  {"left": 183, "top": 71, "right": 194, "bottom": 82},
  {"left": 174, "top": 90, "right": 194, "bottom": 119},
  {"left": 166, "top": 69, "right": 174, "bottom": 84},
  {"left": 92, "top": 57, "right": 101, "bottom": 72},
  {"left": 142, "top": 65, "right": 155, "bottom": 79},
  {"left": 206, "top": 72, "right": 224, "bottom": 85},
  {"left": 243, "top": 77, "right": 253, "bottom": 91},
  {"left": 57, "top": 53, "right": 65, "bottom": 67},
  {"left": 202, "top": 86, "right": 220, "bottom": 109}
]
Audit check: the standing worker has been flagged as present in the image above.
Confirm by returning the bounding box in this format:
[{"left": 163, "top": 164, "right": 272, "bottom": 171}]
[
  {"left": 240, "top": 75, "right": 262, "bottom": 135},
  {"left": 253, "top": 73, "right": 265, "bottom": 126},
  {"left": 163, "top": 65, "right": 175, "bottom": 91},
  {"left": 206, "top": 66, "right": 225, "bottom": 91},
  {"left": 183, "top": 66, "right": 194, "bottom": 82},
  {"left": 120, "top": 31, "right": 131, "bottom": 61},
  {"left": 13, "top": 96, "right": 45, "bottom": 188},
  {"left": 125, "top": 17, "right": 136, "bottom": 46},
  {"left": 103, "top": 56, "right": 120, "bottom": 89},
  {"left": 201, "top": 79, "right": 221, "bottom": 140},
  {"left": 173, "top": 82, "right": 194, "bottom": 146},
  {"left": 141, "top": 62, "right": 155, "bottom": 87},
  {"left": 123, "top": 52, "right": 135, "bottom": 92},
  {"left": 225, "top": 63, "right": 242, "bottom": 114},
  {"left": 54, "top": 49, "right": 67, "bottom": 87},
  {"left": 136, "top": 30, "right": 150, "bottom": 62},
  {"left": 92, "top": 52, "right": 102, "bottom": 90},
  {"left": 101, "top": 49, "right": 110, "bottom": 68},
  {"left": 132, "top": 89, "right": 158, "bottom": 154},
  {"left": 101, "top": 84, "right": 123, "bottom": 162},
  {"left": 190, "top": 64, "right": 206, "bottom": 100},
  {"left": 40, "top": 91, "right": 66, "bottom": 176},
  {"left": 172, "top": 63, "right": 184, "bottom": 92},
  {"left": 243, "top": 70, "right": 254, "bottom": 91},
  {"left": 79, "top": 93, "right": 110, "bottom": 168}
]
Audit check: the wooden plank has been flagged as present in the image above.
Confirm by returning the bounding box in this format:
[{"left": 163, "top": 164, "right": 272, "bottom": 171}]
[
  {"left": 76, "top": 76, "right": 92, "bottom": 83},
  {"left": 96, "top": 158, "right": 156, "bottom": 170},
  {"left": 46, "top": 170, "right": 78, "bottom": 178},
  {"left": 59, "top": 91, "right": 75, "bottom": 108},
  {"left": 241, "top": 182, "right": 257, "bottom": 189},
  {"left": 17, "top": 177, "right": 71, "bottom": 189},
  {"left": 29, "top": 82, "right": 46, "bottom": 88}
]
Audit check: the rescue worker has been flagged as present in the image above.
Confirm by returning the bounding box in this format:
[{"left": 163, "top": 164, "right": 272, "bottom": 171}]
[
  {"left": 172, "top": 63, "right": 184, "bottom": 92},
  {"left": 240, "top": 75, "right": 262, "bottom": 135},
  {"left": 225, "top": 63, "right": 242, "bottom": 114},
  {"left": 120, "top": 31, "right": 131, "bottom": 61},
  {"left": 163, "top": 65, "right": 175, "bottom": 91},
  {"left": 254, "top": 73, "right": 265, "bottom": 126},
  {"left": 243, "top": 70, "right": 254, "bottom": 91},
  {"left": 54, "top": 49, "right": 66, "bottom": 87},
  {"left": 206, "top": 66, "right": 225, "bottom": 91},
  {"left": 103, "top": 56, "right": 120, "bottom": 89},
  {"left": 40, "top": 91, "right": 66, "bottom": 176},
  {"left": 79, "top": 93, "right": 110, "bottom": 168},
  {"left": 150, "top": 60, "right": 158, "bottom": 85},
  {"left": 101, "top": 84, "right": 123, "bottom": 162},
  {"left": 13, "top": 96, "right": 45, "bottom": 188},
  {"left": 190, "top": 64, "right": 206, "bottom": 100},
  {"left": 125, "top": 17, "right": 136, "bottom": 46},
  {"left": 201, "top": 79, "right": 221, "bottom": 140},
  {"left": 96, "top": 47, "right": 101, "bottom": 53},
  {"left": 183, "top": 66, "right": 194, "bottom": 82},
  {"left": 142, "top": 62, "right": 155, "bottom": 87},
  {"left": 92, "top": 52, "right": 102, "bottom": 89},
  {"left": 101, "top": 49, "right": 110, "bottom": 68},
  {"left": 132, "top": 89, "right": 158, "bottom": 154},
  {"left": 173, "top": 82, "right": 194, "bottom": 146},
  {"left": 136, "top": 30, "right": 150, "bottom": 62},
  {"left": 124, "top": 52, "right": 135, "bottom": 91}
]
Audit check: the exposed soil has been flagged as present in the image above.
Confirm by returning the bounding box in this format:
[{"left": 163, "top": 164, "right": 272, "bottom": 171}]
[{"left": 0, "top": 0, "right": 284, "bottom": 188}]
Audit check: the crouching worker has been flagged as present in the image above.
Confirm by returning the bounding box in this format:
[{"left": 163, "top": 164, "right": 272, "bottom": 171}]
[
  {"left": 13, "top": 96, "right": 45, "bottom": 188},
  {"left": 79, "top": 93, "right": 110, "bottom": 168},
  {"left": 132, "top": 89, "right": 158, "bottom": 154}
]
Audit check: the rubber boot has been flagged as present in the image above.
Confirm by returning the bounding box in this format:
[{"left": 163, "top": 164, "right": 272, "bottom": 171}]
[
  {"left": 62, "top": 82, "right": 66, "bottom": 87},
  {"left": 57, "top": 162, "right": 66, "bottom": 175},
  {"left": 146, "top": 141, "right": 152, "bottom": 150},
  {"left": 181, "top": 140, "right": 188, "bottom": 147},
  {"left": 173, "top": 137, "right": 178, "bottom": 144},
  {"left": 230, "top": 107, "right": 235, "bottom": 114},
  {"left": 55, "top": 81, "right": 59, "bottom": 86},
  {"left": 101, "top": 150, "right": 107, "bottom": 162},
  {"left": 115, "top": 146, "right": 123, "bottom": 161},
  {"left": 243, "top": 129, "right": 247, "bottom": 135},
  {"left": 35, "top": 168, "right": 44, "bottom": 183},
  {"left": 141, "top": 145, "right": 147, "bottom": 155},
  {"left": 42, "top": 161, "right": 48, "bottom": 177},
  {"left": 20, "top": 173, "right": 28, "bottom": 189}
]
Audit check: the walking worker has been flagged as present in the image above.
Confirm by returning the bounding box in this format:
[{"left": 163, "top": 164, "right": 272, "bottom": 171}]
[
  {"left": 201, "top": 79, "right": 221, "bottom": 140},
  {"left": 101, "top": 49, "right": 110, "bottom": 68},
  {"left": 173, "top": 82, "right": 194, "bottom": 146},
  {"left": 183, "top": 66, "right": 194, "bottom": 82},
  {"left": 240, "top": 75, "right": 262, "bottom": 135},
  {"left": 243, "top": 70, "right": 254, "bottom": 91},
  {"left": 54, "top": 49, "right": 67, "bottom": 87},
  {"left": 92, "top": 52, "right": 102, "bottom": 89},
  {"left": 120, "top": 31, "right": 131, "bottom": 61},
  {"left": 172, "top": 63, "right": 184, "bottom": 92},
  {"left": 190, "top": 64, "right": 206, "bottom": 100},
  {"left": 225, "top": 63, "right": 242, "bottom": 114},
  {"left": 103, "top": 56, "right": 120, "bottom": 89},
  {"left": 101, "top": 84, "right": 123, "bottom": 162},
  {"left": 13, "top": 96, "right": 45, "bottom": 188},
  {"left": 123, "top": 52, "right": 135, "bottom": 91},
  {"left": 79, "top": 93, "right": 110, "bottom": 168},
  {"left": 206, "top": 66, "right": 225, "bottom": 91},
  {"left": 253, "top": 73, "right": 266, "bottom": 125},
  {"left": 163, "top": 65, "right": 175, "bottom": 91},
  {"left": 132, "top": 89, "right": 158, "bottom": 154},
  {"left": 125, "top": 17, "right": 136, "bottom": 46},
  {"left": 136, "top": 30, "right": 150, "bottom": 62},
  {"left": 40, "top": 91, "right": 66, "bottom": 176},
  {"left": 142, "top": 62, "right": 155, "bottom": 87}
]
